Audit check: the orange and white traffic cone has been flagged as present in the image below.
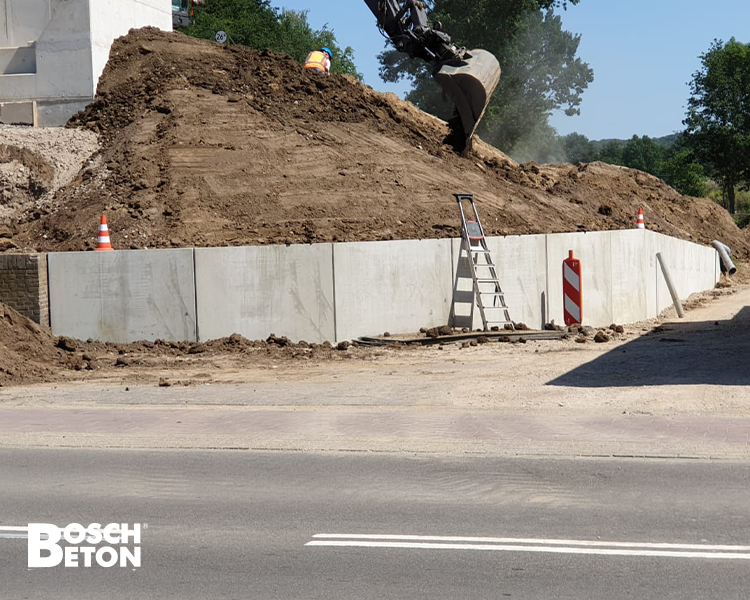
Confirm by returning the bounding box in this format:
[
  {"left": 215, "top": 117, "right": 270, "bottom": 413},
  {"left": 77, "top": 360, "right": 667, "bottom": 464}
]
[
  {"left": 95, "top": 215, "right": 113, "bottom": 251},
  {"left": 636, "top": 207, "right": 645, "bottom": 229}
]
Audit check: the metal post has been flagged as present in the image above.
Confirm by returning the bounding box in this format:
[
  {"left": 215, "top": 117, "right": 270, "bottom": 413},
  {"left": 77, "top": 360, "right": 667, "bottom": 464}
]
[{"left": 656, "top": 253, "right": 684, "bottom": 318}]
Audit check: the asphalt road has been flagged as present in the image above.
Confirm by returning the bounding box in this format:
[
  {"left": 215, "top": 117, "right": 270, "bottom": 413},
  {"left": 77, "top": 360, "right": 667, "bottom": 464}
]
[{"left": 1, "top": 448, "right": 749, "bottom": 599}]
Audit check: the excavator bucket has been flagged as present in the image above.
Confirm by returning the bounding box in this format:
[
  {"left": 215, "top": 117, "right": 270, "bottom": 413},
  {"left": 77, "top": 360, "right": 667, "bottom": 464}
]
[{"left": 433, "top": 49, "right": 501, "bottom": 153}]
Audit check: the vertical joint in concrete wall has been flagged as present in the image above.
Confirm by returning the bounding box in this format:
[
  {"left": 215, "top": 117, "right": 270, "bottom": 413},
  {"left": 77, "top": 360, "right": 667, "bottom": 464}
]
[
  {"left": 543, "top": 234, "right": 550, "bottom": 328},
  {"left": 192, "top": 248, "right": 199, "bottom": 343},
  {"left": 331, "top": 243, "right": 338, "bottom": 343}
]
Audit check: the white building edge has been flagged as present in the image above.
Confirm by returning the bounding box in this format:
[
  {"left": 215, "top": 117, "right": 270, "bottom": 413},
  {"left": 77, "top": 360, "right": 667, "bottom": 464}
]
[{"left": 0, "top": 0, "right": 172, "bottom": 126}]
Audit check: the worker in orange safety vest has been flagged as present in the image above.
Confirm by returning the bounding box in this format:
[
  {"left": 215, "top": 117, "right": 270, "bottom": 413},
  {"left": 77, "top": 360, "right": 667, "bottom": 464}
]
[{"left": 304, "top": 47, "right": 332, "bottom": 74}]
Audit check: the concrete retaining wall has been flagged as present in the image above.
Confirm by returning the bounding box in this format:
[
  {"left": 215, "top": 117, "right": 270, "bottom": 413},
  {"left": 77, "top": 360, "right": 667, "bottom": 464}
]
[
  {"left": 195, "top": 245, "right": 336, "bottom": 344},
  {"left": 41, "top": 230, "right": 720, "bottom": 343},
  {"left": 48, "top": 249, "right": 196, "bottom": 343},
  {"left": 333, "top": 239, "right": 453, "bottom": 341}
]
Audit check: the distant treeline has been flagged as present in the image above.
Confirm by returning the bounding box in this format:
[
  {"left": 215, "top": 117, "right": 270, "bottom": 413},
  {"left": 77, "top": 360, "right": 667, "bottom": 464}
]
[{"left": 560, "top": 132, "right": 706, "bottom": 198}]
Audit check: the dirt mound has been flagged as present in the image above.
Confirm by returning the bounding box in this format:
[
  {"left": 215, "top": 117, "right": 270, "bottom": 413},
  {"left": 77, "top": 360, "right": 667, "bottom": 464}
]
[
  {"left": 0, "top": 302, "right": 70, "bottom": 385},
  {"left": 7, "top": 27, "right": 750, "bottom": 256},
  {"left": 0, "top": 125, "right": 100, "bottom": 242},
  {"left": 0, "top": 301, "right": 379, "bottom": 387},
  {"left": 0, "top": 145, "right": 54, "bottom": 220}
]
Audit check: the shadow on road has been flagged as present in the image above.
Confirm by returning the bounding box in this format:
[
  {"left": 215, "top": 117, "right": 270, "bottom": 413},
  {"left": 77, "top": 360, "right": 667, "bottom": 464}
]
[{"left": 548, "top": 306, "right": 750, "bottom": 387}]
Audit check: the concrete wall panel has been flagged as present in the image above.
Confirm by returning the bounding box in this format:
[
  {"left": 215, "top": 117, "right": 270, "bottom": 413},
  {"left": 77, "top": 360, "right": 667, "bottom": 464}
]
[
  {"left": 488, "top": 234, "right": 548, "bottom": 329},
  {"left": 651, "top": 231, "right": 719, "bottom": 314},
  {"left": 545, "top": 231, "right": 613, "bottom": 327},
  {"left": 610, "top": 229, "right": 651, "bottom": 324},
  {"left": 195, "top": 245, "right": 335, "bottom": 344},
  {"left": 48, "top": 249, "right": 196, "bottom": 343},
  {"left": 450, "top": 235, "right": 548, "bottom": 330},
  {"left": 0, "top": 0, "right": 53, "bottom": 46},
  {"left": 334, "top": 239, "right": 453, "bottom": 341}
]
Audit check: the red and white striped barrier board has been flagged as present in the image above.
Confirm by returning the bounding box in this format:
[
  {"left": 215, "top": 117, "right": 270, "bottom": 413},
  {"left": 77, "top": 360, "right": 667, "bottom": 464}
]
[{"left": 563, "top": 250, "right": 582, "bottom": 326}]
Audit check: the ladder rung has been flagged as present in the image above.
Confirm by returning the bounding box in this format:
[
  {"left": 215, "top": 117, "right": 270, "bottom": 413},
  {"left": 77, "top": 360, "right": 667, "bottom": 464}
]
[
  {"left": 472, "top": 263, "right": 496, "bottom": 268},
  {"left": 470, "top": 248, "right": 491, "bottom": 254},
  {"left": 476, "top": 278, "right": 500, "bottom": 283}
]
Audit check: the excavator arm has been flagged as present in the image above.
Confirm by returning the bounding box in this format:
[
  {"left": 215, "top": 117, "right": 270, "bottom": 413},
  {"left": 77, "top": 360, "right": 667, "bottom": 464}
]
[{"left": 363, "top": 0, "right": 500, "bottom": 151}]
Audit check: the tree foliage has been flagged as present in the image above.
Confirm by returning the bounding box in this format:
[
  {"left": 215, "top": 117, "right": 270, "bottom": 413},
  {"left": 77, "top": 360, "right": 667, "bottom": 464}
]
[
  {"left": 621, "top": 135, "right": 663, "bottom": 174},
  {"left": 558, "top": 132, "right": 709, "bottom": 197},
  {"left": 185, "top": 0, "right": 361, "bottom": 78},
  {"left": 683, "top": 38, "right": 750, "bottom": 213},
  {"left": 378, "top": 0, "right": 593, "bottom": 153},
  {"left": 660, "top": 148, "right": 707, "bottom": 198}
]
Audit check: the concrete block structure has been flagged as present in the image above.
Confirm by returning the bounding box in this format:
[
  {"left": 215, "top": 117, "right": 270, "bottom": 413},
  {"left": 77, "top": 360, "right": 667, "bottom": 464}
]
[
  {"left": 0, "top": 0, "right": 172, "bottom": 126},
  {"left": 0, "top": 253, "right": 48, "bottom": 326},
  {"left": 651, "top": 231, "right": 719, "bottom": 314}
]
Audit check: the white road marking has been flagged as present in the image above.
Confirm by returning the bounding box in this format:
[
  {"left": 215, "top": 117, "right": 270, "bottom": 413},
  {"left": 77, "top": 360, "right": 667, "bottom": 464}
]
[
  {"left": 312, "top": 533, "right": 750, "bottom": 551},
  {"left": 306, "top": 534, "right": 750, "bottom": 560},
  {"left": 0, "top": 527, "right": 33, "bottom": 540}
]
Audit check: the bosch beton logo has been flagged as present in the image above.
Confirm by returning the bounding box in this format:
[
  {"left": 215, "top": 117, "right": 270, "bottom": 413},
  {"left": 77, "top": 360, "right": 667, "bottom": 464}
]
[{"left": 27, "top": 523, "right": 143, "bottom": 568}]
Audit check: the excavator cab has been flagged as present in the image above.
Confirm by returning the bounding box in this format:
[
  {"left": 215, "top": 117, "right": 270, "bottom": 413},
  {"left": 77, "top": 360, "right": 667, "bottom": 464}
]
[{"left": 172, "top": 0, "right": 204, "bottom": 29}]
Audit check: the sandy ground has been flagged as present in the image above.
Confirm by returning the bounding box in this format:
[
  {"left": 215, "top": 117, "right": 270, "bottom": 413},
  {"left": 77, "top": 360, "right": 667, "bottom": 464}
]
[{"left": 2, "top": 282, "right": 748, "bottom": 420}]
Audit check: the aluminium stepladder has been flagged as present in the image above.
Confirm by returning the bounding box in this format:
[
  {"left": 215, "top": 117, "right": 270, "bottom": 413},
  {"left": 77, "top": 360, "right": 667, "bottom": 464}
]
[{"left": 455, "top": 193, "right": 514, "bottom": 331}]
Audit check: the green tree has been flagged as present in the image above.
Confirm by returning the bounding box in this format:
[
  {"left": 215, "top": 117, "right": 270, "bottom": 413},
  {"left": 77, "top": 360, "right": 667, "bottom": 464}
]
[
  {"left": 684, "top": 38, "right": 750, "bottom": 214},
  {"left": 378, "top": 1, "right": 593, "bottom": 154},
  {"left": 621, "top": 135, "right": 664, "bottom": 174},
  {"left": 660, "top": 149, "right": 707, "bottom": 197},
  {"left": 185, "top": 0, "right": 361, "bottom": 78},
  {"left": 596, "top": 140, "right": 624, "bottom": 166},
  {"left": 561, "top": 132, "right": 596, "bottom": 163}
]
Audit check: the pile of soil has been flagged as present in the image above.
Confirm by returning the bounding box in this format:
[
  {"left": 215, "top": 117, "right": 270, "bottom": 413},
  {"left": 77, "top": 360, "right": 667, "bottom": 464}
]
[
  {"left": 0, "top": 126, "right": 99, "bottom": 246},
  {"left": 0, "top": 145, "right": 53, "bottom": 225},
  {"left": 0, "top": 302, "right": 70, "bottom": 385},
  {"left": 0, "top": 300, "right": 377, "bottom": 386},
  {"left": 5, "top": 27, "right": 749, "bottom": 255}
]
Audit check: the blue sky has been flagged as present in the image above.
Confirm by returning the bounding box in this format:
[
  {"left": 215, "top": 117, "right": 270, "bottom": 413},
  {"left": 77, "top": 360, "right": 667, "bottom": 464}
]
[{"left": 275, "top": 1, "right": 749, "bottom": 141}]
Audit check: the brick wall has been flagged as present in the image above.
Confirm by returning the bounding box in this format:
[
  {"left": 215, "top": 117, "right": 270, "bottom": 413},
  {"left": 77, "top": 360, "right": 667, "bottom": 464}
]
[{"left": 0, "top": 253, "right": 49, "bottom": 327}]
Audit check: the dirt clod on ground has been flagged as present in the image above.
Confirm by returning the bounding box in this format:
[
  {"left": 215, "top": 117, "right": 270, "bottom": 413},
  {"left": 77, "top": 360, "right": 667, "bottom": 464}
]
[{"left": 0, "top": 27, "right": 746, "bottom": 255}]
